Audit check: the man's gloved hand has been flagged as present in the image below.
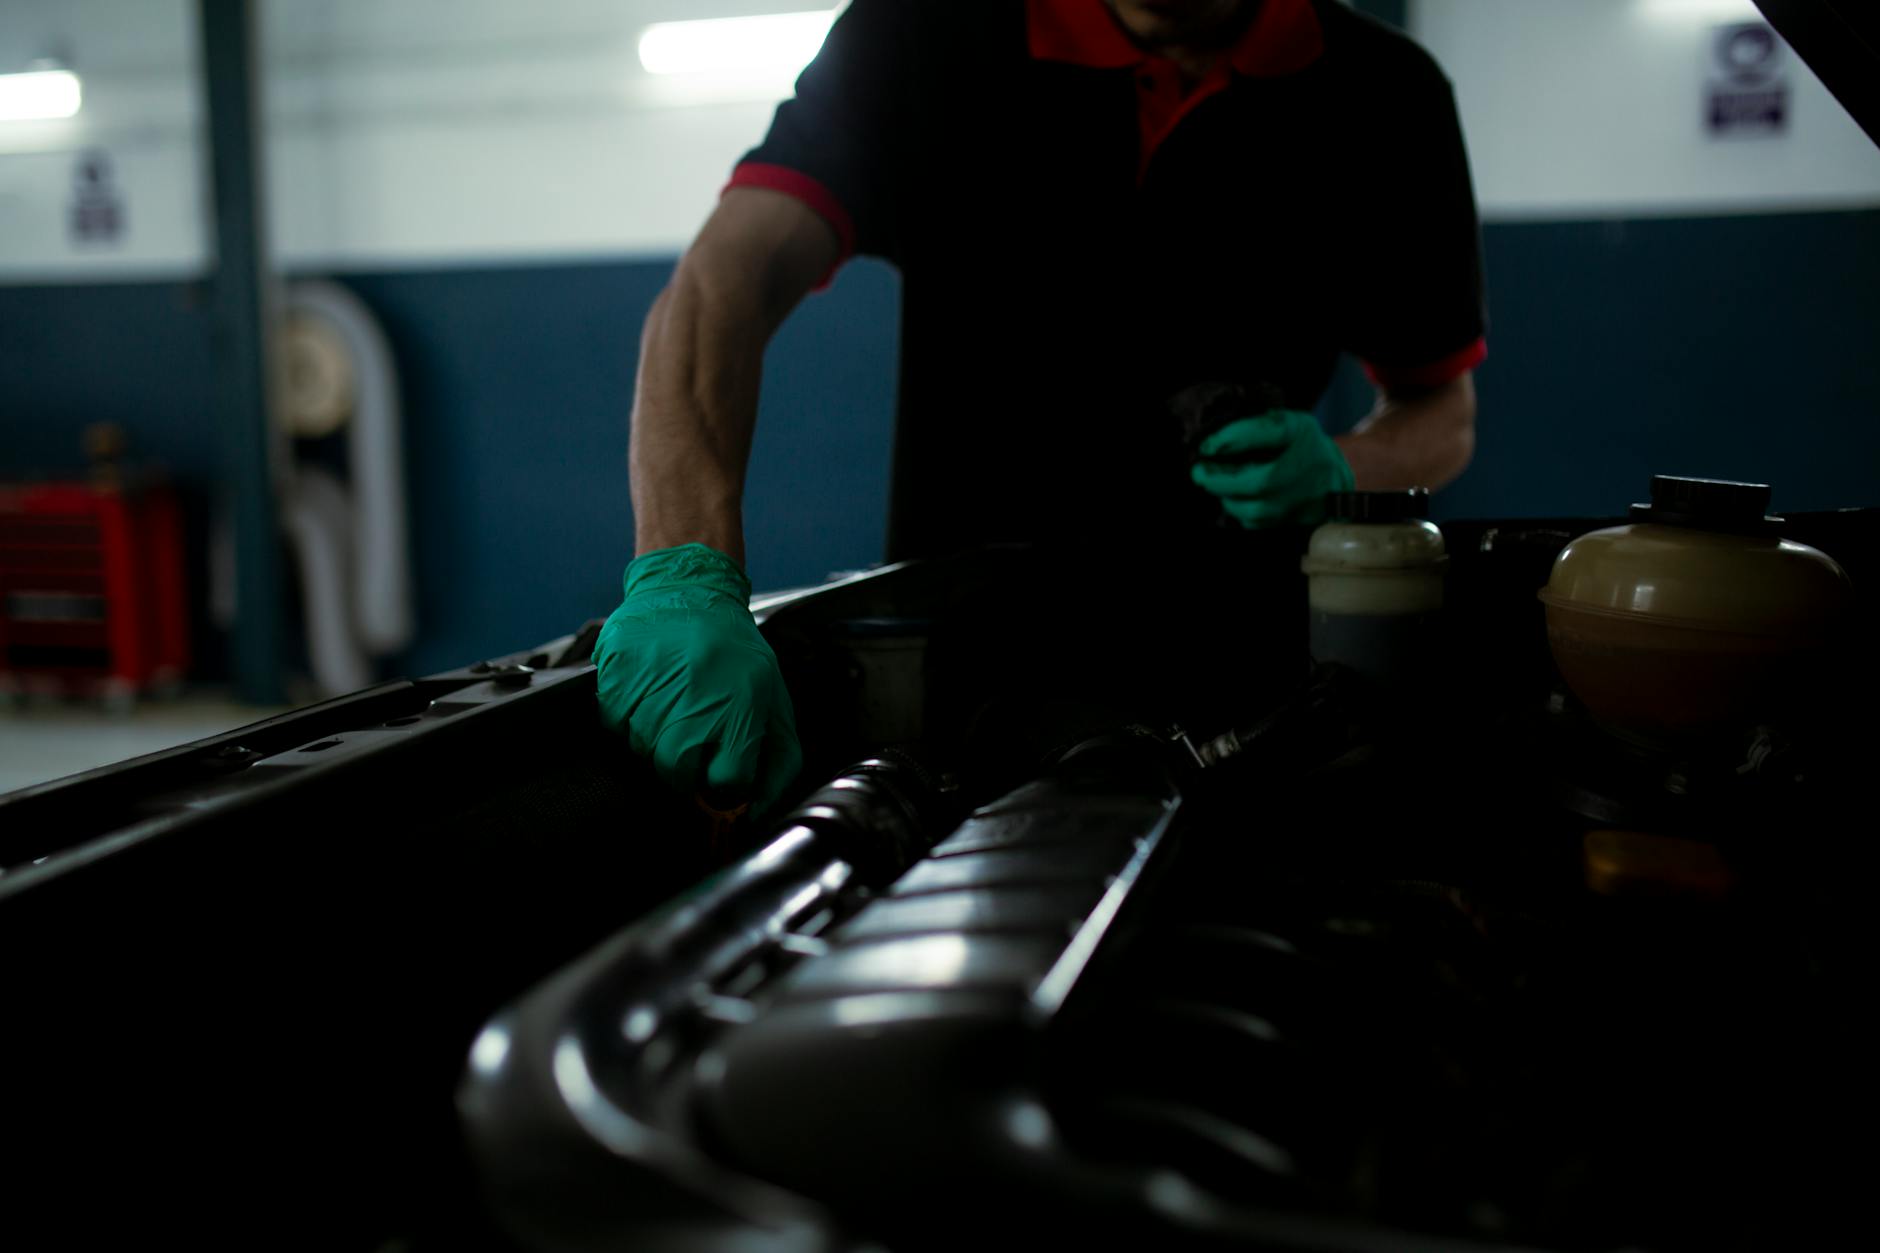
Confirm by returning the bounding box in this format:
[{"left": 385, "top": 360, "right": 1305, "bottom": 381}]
[
  {"left": 1189, "top": 409, "right": 1355, "bottom": 529},
  {"left": 593, "top": 543, "right": 802, "bottom": 816}
]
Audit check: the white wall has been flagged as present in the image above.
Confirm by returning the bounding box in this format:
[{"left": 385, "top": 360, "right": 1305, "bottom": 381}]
[
  {"left": 0, "top": 0, "right": 206, "bottom": 279},
  {"left": 5, "top": 0, "right": 1880, "bottom": 284},
  {"left": 264, "top": 0, "right": 822, "bottom": 268},
  {"left": 0, "top": 0, "right": 830, "bottom": 282},
  {"left": 1414, "top": 0, "right": 1880, "bottom": 219}
]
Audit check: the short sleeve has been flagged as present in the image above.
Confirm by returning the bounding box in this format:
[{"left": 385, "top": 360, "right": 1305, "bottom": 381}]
[
  {"left": 727, "top": 0, "right": 912, "bottom": 267},
  {"left": 1342, "top": 54, "right": 1489, "bottom": 390}
]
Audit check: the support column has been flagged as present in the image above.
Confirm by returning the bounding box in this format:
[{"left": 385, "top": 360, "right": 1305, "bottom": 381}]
[{"left": 198, "top": 0, "right": 286, "bottom": 704}]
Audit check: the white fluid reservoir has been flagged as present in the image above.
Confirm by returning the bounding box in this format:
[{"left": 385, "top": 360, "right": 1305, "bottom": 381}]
[{"left": 1301, "top": 491, "right": 1448, "bottom": 684}]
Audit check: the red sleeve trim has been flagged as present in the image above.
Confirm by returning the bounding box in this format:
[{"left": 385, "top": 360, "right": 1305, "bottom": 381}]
[
  {"left": 1363, "top": 337, "right": 1487, "bottom": 390},
  {"left": 724, "top": 161, "right": 857, "bottom": 259}
]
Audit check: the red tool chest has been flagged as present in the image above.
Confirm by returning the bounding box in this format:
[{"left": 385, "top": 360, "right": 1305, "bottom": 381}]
[{"left": 0, "top": 479, "right": 189, "bottom": 699}]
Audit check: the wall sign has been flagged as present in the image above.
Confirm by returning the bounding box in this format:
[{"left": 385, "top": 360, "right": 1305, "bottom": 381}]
[
  {"left": 1707, "top": 21, "right": 1788, "bottom": 137},
  {"left": 69, "top": 150, "right": 125, "bottom": 244}
]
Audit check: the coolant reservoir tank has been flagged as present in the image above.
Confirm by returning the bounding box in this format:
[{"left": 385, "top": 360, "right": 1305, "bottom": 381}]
[
  {"left": 1301, "top": 490, "right": 1448, "bottom": 683},
  {"left": 1538, "top": 476, "right": 1852, "bottom": 738}
]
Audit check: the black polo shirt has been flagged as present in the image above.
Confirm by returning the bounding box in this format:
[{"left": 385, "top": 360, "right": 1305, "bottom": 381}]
[{"left": 728, "top": 0, "right": 1487, "bottom": 559}]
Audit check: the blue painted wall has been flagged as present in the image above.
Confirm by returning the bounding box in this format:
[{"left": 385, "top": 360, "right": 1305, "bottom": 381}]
[
  {"left": 2, "top": 280, "right": 220, "bottom": 475},
  {"left": 4, "top": 210, "right": 1877, "bottom": 679},
  {"left": 0, "top": 258, "right": 900, "bottom": 676},
  {"left": 1, "top": 280, "right": 228, "bottom": 674},
  {"left": 1438, "top": 211, "right": 1880, "bottom": 519},
  {"left": 335, "top": 257, "right": 899, "bottom": 674}
]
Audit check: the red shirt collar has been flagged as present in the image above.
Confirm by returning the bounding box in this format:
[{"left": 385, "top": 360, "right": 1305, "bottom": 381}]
[{"left": 1027, "top": 0, "right": 1324, "bottom": 78}]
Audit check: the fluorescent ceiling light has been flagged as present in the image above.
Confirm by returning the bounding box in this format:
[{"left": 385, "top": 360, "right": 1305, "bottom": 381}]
[
  {"left": 1639, "top": 0, "right": 1764, "bottom": 21},
  {"left": 0, "top": 68, "right": 82, "bottom": 121},
  {"left": 638, "top": 9, "right": 837, "bottom": 78}
]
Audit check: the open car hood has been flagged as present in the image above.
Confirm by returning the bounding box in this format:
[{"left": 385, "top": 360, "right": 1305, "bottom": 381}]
[{"left": 1757, "top": 0, "right": 1880, "bottom": 145}]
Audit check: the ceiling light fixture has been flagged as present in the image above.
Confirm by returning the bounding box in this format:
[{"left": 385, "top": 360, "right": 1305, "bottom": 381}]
[
  {"left": 0, "top": 67, "right": 82, "bottom": 122},
  {"left": 637, "top": 9, "right": 838, "bottom": 79},
  {"left": 1638, "top": 0, "right": 1764, "bottom": 22}
]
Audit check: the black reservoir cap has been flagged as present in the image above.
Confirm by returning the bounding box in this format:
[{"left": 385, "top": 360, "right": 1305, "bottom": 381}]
[
  {"left": 1325, "top": 489, "right": 1430, "bottom": 523},
  {"left": 1629, "top": 475, "right": 1778, "bottom": 534}
]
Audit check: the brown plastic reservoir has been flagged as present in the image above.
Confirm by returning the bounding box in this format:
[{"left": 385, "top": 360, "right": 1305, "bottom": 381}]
[{"left": 1539, "top": 477, "right": 1852, "bottom": 740}]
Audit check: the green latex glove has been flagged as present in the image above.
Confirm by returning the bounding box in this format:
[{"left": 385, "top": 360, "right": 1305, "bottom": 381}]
[
  {"left": 593, "top": 543, "right": 802, "bottom": 815},
  {"left": 1189, "top": 409, "right": 1356, "bottom": 529}
]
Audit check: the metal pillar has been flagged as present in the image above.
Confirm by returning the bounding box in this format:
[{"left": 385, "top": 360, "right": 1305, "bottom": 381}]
[
  {"left": 197, "top": 0, "right": 286, "bottom": 704},
  {"left": 1353, "top": 0, "right": 1408, "bottom": 31}
]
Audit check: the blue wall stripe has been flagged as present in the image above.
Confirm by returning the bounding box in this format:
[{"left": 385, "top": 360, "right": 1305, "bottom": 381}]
[
  {"left": 3, "top": 211, "right": 1876, "bottom": 681},
  {"left": 1438, "top": 211, "right": 1880, "bottom": 520}
]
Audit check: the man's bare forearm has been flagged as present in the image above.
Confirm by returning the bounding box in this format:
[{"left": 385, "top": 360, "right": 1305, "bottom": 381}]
[
  {"left": 1334, "top": 373, "right": 1476, "bottom": 491},
  {"left": 630, "top": 270, "right": 768, "bottom": 562},
  {"left": 628, "top": 189, "right": 841, "bottom": 565}
]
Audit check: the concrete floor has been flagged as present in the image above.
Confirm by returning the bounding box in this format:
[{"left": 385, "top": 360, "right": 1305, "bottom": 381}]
[{"left": 0, "top": 692, "right": 295, "bottom": 797}]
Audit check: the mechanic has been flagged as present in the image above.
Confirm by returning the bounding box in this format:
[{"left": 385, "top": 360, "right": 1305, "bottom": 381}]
[{"left": 594, "top": 0, "right": 1488, "bottom": 814}]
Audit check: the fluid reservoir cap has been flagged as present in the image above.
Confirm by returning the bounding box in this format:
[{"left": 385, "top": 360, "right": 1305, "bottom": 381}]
[
  {"left": 1325, "top": 489, "right": 1430, "bottom": 523},
  {"left": 1628, "top": 475, "right": 1777, "bottom": 535}
]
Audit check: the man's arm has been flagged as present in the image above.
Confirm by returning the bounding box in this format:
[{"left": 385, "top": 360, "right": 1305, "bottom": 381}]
[
  {"left": 598, "top": 0, "right": 900, "bottom": 818},
  {"left": 1335, "top": 372, "right": 1476, "bottom": 492},
  {"left": 629, "top": 187, "right": 842, "bottom": 563},
  {"left": 592, "top": 188, "right": 836, "bottom": 817},
  {"left": 1335, "top": 41, "right": 1484, "bottom": 498}
]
